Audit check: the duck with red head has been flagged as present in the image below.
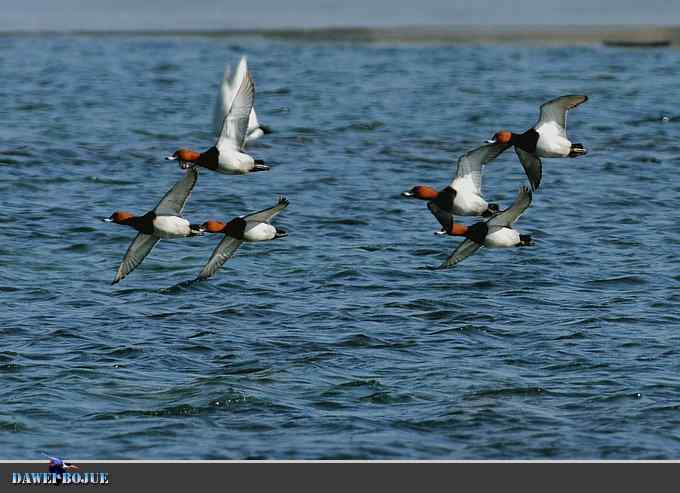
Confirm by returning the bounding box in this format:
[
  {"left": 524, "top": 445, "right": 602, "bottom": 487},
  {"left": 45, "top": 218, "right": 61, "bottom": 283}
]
[
  {"left": 165, "top": 58, "right": 270, "bottom": 175},
  {"left": 196, "top": 196, "right": 289, "bottom": 280},
  {"left": 166, "top": 149, "right": 202, "bottom": 170},
  {"left": 402, "top": 142, "right": 507, "bottom": 224},
  {"left": 105, "top": 211, "right": 135, "bottom": 225},
  {"left": 201, "top": 220, "right": 227, "bottom": 234},
  {"left": 486, "top": 95, "right": 589, "bottom": 191},
  {"left": 431, "top": 186, "right": 534, "bottom": 269},
  {"left": 402, "top": 185, "right": 439, "bottom": 201},
  {"left": 103, "top": 168, "right": 203, "bottom": 284}
]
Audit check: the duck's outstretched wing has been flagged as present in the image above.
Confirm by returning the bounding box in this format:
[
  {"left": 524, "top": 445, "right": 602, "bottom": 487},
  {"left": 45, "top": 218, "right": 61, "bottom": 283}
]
[
  {"left": 112, "top": 233, "right": 160, "bottom": 284},
  {"left": 213, "top": 62, "right": 235, "bottom": 138},
  {"left": 451, "top": 142, "right": 510, "bottom": 193},
  {"left": 197, "top": 237, "right": 243, "bottom": 280},
  {"left": 535, "top": 95, "right": 588, "bottom": 137},
  {"left": 216, "top": 64, "right": 255, "bottom": 152},
  {"left": 243, "top": 196, "right": 289, "bottom": 224},
  {"left": 427, "top": 201, "right": 454, "bottom": 232},
  {"left": 440, "top": 239, "right": 482, "bottom": 269},
  {"left": 248, "top": 108, "right": 260, "bottom": 135},
  {"left": 514, "top": 147, "right": 542, "bottom": 192},
  {"left": 154, "top": 167, "right": 199, "bottom": 216},
  {"left": 488, "top": 186, "right": 532, "bottom": 228}
]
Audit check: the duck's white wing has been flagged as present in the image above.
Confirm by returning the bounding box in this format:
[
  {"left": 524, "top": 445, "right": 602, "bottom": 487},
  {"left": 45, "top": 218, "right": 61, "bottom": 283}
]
[
  {"left": 440, "top": 239, "right": 482, "bottom": 269},
  {"left": 243, "top": 196, "right": 289, "bottom": 224},
  {"left": 197, "top": 237, "right": 243, "bottom": 280},
  {"left": 514, "top": 147, "right": 542, "bottom": 192},
  {"left": 154, "top": 167, "right": 198, "bottom": 216},
  {"left": 216, "top": 66, "right": 255, "bottom": 152},
  {"left": 535, "top": 95, "right": 588, "bottom": 137},
  {"left": 112, "top": 233, "right": 160, "bottom": 284},
  {"left": 213, "top": 64, "right": 233, "bottom": 138},
  {"left": 451, "top": 142, "right": 510, "bottom": 193},
  {"left": 248, "top": 108, "right": 260, "bottom": 134},
  {"left": 488, "top": 186, "right": 532, "bottom": 228}
]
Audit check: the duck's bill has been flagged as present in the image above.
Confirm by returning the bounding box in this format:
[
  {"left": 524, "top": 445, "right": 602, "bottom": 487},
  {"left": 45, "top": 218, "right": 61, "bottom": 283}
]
[
  {"left": 165, "top": 155, "right": 177, "bottom": 161},
  {"left": 401, "top": 191, "right": 414, "bottom": 197},
  {"left": 485, "top": 139, "right": 497, "bottom": 144},
  {"left": 434, "top": 229, "right": 447, "bottom": 235},
  {"left": 102, "top": 218, "right": 113, "bottom": 222}
]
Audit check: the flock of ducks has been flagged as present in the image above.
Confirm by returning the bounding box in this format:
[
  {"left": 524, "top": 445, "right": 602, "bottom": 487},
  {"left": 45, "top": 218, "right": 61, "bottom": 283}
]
[
  {"left": 403, "top": 94, "right": 588, "bottom": 268},
  {"left": 103, "top": 54, "right": 589, "bottom": 283},
  {"left": 104, "top": 57, "right": 287, "bottom": 284}
]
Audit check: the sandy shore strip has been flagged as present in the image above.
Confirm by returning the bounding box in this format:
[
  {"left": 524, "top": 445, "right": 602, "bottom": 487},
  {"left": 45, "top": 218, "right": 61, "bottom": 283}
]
[{"left": 2, "top": 25, "right": 679, "bottom": 45}]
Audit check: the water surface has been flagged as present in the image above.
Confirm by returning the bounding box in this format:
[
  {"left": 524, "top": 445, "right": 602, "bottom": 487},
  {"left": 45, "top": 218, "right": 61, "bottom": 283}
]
[{"left": 1, "top": 36, "right": 680, "bottom": 459}]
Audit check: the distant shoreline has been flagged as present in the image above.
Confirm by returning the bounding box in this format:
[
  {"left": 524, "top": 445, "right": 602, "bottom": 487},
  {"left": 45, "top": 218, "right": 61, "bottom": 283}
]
[{"left": 1, "top": 25, "right": 679, "bottom": 45}]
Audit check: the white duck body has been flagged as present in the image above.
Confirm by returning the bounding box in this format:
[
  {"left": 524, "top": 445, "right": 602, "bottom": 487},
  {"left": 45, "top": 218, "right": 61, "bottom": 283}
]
[
  {"left": 448, "top": 142, "right": 508, "bottom": 215},
  {"left": 534, "top": 122, "right": 572, "bottom": 157},
  {"left": 484, "top": 226, "right": 521, "bottom": 248},
  {"left": 243, "top": 222, "right": 277, "bottom": 242},
  {"left": 153, "top": 215, "right": 193, "bottom": 239},
  {"left": 215, "top": 140, "right": 257, "bottom": 174},
  {"left": 210, "top": 57, "right": 266, "bottom": 175},
  {"left": 450, "top": 178, "right": 490, "bottom": 216}
]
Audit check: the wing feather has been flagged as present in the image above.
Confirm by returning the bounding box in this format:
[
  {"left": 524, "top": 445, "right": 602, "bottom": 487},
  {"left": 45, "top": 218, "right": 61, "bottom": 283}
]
[
  {"left": 440, "top": 239, "right": 482, "bottom": 269},
  {"left": 427, "top": 201, "right": 454, "bottom": 232},
  {"left": 248, "top": 108, "right": 260, "bottom": 134},
  {"left": 213, "top": 64, "right": 234, "bottom": 138},
  {"left": 488, "top": 186, "right": 532, "bottom": 228},
  {"left": 154, "top": 167, "right": 198, "bottom": 216},
  {"left": 217, "top": 68, "right": 255, "bottom": 151},
  {"left": 243, "top": 196, "right": 289, "bottom": 224},
  {"left": 514, "top": 147, "right": 542, "bottom": 192},
  {"left": 197, "top": 237, "right": 243, "bottom": 280},
  {"left": 535, "top": 95, "right": 588, "bottom": 136},
  {"left": 112, "top": 233, "right": 160, "bottom": 284},
  {"left": 452, "top": 142, "right": 510, "bottom": 193}
]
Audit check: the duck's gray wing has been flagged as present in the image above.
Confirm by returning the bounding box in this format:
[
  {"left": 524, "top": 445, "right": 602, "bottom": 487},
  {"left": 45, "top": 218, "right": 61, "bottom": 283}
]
[
  {"left": 243, "top": 196, "right": 289, "bottom": 224},
  {"left": 112, "top": 233, "right": 160, "bottom": 284},
  {"left": 514, "top": 147, "right": 542, "bottom": 192},
  {"left": 154, "top": 167, "right": 198, "bottom": 216},
  {"left": 535, "top": 95, "right": 588, "bottom": 136},
  {"left": 427, "top": 201, "right": 454, "bottom": 232},
  {"left": 440, "top": 239, "right": 482, "bottom": 269},
  {"left": 452, "top": 142, "right": 510, "bottom": 193},
  {"left": 488, "top": 186, "right": 532, "bottom": 228},
  {"left": 197, "top": 236, "right": 243, "bottom": 280}
]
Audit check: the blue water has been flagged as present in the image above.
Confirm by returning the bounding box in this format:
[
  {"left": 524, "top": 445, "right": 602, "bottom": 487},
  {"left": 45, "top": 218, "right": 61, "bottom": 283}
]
[{"left": 2, "top": 35, "right": 680, "bottom": 459}]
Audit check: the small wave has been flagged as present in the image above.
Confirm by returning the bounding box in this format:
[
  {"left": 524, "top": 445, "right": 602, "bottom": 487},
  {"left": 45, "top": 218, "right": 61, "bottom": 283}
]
[
  {"left": 60, "top": 243, "right": 90, "bottom": 253},
  {"left": 587, "top": 275, "right": 648, "bottom": 286},
  {"left": 359, "top": 391, "right": 411, "bottom": 405},
  {"left": 0, "top": 363, "right": 21, "bottom": 373},
  {"left": 553, "top": 331, "right": 588, "bottom": 340},
  {"left": 108, "top": 346, "right": 144, "bottom": 357},
  {"left": 260, "top": 87, "right": 290, "bottom": 95},
  {"left": 465, "top": 387, "right": 548, "bottom": 399},
  {"left": 0, "top": 420, "right": 28, "bottom": 432},
  {"left": 320, "top": 218, "right": 369, "bottom": 226}
]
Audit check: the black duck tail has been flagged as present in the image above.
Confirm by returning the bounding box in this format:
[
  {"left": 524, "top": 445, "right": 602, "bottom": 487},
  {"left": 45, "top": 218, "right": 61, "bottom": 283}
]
[
  {"left": 253, "top": 159, "right": 271, "bottom": 172},
  {"left": 569, "top": 143, "right": 587, "bottom": 157}
]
